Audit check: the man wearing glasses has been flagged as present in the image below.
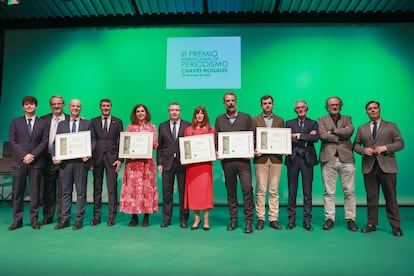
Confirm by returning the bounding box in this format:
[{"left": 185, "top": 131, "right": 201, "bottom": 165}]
[{"left": 318, "top": 96, "right": 358, "bottom": 232}]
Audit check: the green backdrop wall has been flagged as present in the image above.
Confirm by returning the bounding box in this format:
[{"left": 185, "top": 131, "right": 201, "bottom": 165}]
[{"left": 1, "top": 23, "right": 413, "bottom": 206}]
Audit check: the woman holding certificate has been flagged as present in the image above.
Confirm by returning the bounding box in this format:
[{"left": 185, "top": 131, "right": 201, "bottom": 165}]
[
  {"left": 184, "top": 106, "right": 215, "bottom": 231},
  {"left": 119, "top": 104, "right": 158, "bottom": 227}
]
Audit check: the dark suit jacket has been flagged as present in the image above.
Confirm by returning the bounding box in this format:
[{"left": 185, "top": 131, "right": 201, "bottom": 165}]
[
  {"left": 90, "top": 115, "right": 123, "bottom": 166},
  {"left": 8, "top": 116, "right": 49, "bottom": 169},
  {"left": 252, "top": 113, "right": 284, "bottom": 164},
  {"left": 53, "top": 118, "right": 92, "bottom": 168},
  {"left": 285, "top": 117, "right": 319, "bottom": 167},
  {"left": 353, "top": 120, "right": 404, "bottom": 174},
  {"left": 40, "top": 113, "right": 70, "bottom": 133},
  {"left": 157, "top": 119, "right": 191, "bottom": 171}
]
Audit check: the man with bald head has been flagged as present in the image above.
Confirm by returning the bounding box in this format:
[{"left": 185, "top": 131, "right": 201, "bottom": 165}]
[{"left": 52, "top": 99, "right": 91, "bottom": 230}]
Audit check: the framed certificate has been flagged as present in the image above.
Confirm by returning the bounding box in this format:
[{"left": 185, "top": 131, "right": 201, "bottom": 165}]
[
  {"left": 119, "top": 132, "right": 153, "bottom": 159},
  {"left": 55, "top": 130, "right": 92, "bottom": 160},
  {"left": 217, "top": 131, "right": 254, "bottom": 159},
  {"left": 179, "top": 134, "right": 216, "bottom": 165},
  {"left": 256, "top": 127, "right": 292, "bottom": 155}
]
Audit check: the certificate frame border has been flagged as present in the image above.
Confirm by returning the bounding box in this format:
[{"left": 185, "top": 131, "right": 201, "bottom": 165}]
[
  {"left": 256, "top": 127, "right": 292, "bottom": 155},
  {"left": 118, "top": 131, "right": 153, "bottom": 159},
  {"left": 217, "top": 131, "right": 254, "bottom": 159},
  {"left": 179, "top": 133, "right": 216, "bottom": 165},
  {"left": 55, "top": 130, "right": 92, "bottom": 160}
]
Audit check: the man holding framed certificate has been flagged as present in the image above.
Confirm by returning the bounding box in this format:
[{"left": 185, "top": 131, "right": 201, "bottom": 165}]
[
  {"left": 252, "top": 95, "right": 285, "bottom": 231},
  {"left": 215, "top": 91, "right": 255, "bottom": 234},
  {"left": 53, "top": 99, "right": 91, "bottom": 231}
]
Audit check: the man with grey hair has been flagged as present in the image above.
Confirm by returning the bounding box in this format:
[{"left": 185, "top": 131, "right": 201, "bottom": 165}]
[{"left": 318, "top": 96, "right": 358, "bottom": 232}]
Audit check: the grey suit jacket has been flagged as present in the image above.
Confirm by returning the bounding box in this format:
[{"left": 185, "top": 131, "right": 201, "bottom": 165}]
[
  {"left": 353, "top": 120, "right": 404, "bottom": 174},
  {"left": 318, "top": 114, "right": 354, "bottom": 163},
  {"left": 90, "top": 115, "right": 124, "bottom": 166},
  {"left": 252, "top": 113, "right": 284, "bottom": 164}
]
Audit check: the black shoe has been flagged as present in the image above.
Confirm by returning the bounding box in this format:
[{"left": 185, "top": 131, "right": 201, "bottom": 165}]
[
  {"left": 180, "top": 221, "right": 188, "bottom": 228},
  {"left": 323, "top": 219, "right": 334, "bottom": 230},
  {"left": 40, "top": 217, "right": 53, "bottom": 226},
  {"left": 286, "top": 221, "right": 296, "bottom": 230},
  {"left": 203, "top": 226, "right": 210, "bottom": 231},
  {"left": 347, "top": 219, "right": 358, "bottom": 232},
  {"left": 392, "top": 227, "right": 403, "bottom": 237},
  {"left": 90, "top": 218, "right": 101, "bottom": 226},
  {"left": 191, "top": 221, "right": 201, "bottom": 230},
  {"left": 160, "top": 220, "right": 171, "bottom": 228},
  {"left": 303, "top": 222, "right": 313, "bottom": 231},
  {"left": 269, "top": 221, "right": 282, "bottom": 230},
  {"left": 72, "top": 221, "right": 83, "bottom": 230},
  {"left": 7, "top": 222, "right": 23, "bottom": 231},
  {"left": 55, "top": 220, "right": 70, "bottom": 230},
  {"left": 361, "top": 224, "right": 376, "bottom": 233},
  {"left": 31, "top": 220, "right": 41, "bottom": 230},
  {"left": 227, "top": 219, "right": 238, "bottom": 231},
  {"left": 142, "top": 214, "right": 149, "bottom": 227},
  {"left": 256, "top": 219, "right": 264, "bottom": 230},
  {"left": 128, "top": 215, "right": 138, "bottom": 227},
  {"left": 244, "top": 221, "right": 253, "bottom": 234}
]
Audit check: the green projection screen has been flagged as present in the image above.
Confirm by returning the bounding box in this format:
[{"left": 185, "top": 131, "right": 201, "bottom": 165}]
[{"left": 1, "top": 23, "right": 413, "bottom": 205}]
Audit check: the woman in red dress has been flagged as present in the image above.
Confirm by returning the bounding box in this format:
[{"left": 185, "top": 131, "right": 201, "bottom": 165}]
[
  {"left": 184, "top": 106, "right": 215, "bottom": 230},
  {"left": 119, "top": 104, "right": 158, "bottom": 227}
]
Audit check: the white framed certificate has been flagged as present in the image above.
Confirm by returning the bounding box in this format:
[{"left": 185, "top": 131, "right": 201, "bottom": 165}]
[
  {"left": 119, "top": 132, "right": 153, "bottom": 159},
  {"left": 179, "top": 133, "right": 216, "bottom": 165},
  {"left": 55, "top": 130, "right": 92, "bottom": 160},
  {"left": 217, "top": 131, "right": 254, "bottom": 159},
  {"left": 256, "top": 127, "right": 292, "bottom": 155}
]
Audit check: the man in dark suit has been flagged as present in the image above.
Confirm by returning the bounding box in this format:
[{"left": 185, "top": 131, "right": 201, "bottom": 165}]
[
  {"left": 157, "top": 102, "right": 191, "bottom": 228},
  {"left": 8, "top": 96, "right": 49, "bottom": 230},
  {"left": 215, "top": 91, "right": 255, "bottom": 234},
  {"left": 353, "top": 100, "right": 404, "bottom": 237},
  {"left": 90, "top": 98, "right": 123, "bottom": 227},
  {"left": 252, "top": 95, "right": 284, "bottom": 231},
  {"left": 53, "top": 99, "right": 91, "bottom": 230},
  {"left": 285, "top": 100, "right": 319, "bottom": 231},
  {"left": 40, "top": 95, "right": 69, "bottom": 225}
]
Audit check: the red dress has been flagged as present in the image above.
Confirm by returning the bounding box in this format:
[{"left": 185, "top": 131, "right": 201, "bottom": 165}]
[
  {"left": 119, "top": 123, "right": 158, "bottom": 214},
  {"left": 184, "top": 127, "right": 215, "bottom": 210}
]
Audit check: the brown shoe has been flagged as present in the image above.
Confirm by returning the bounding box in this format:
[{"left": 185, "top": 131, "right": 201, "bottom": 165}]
[
  {"left": 142, "top": 214, "right": 149, "bottom": 227},
  {"left": 90, "top": 218, "right": 101, "bottom": 226},
  {"left": 128, "top": 215, "right": 138, "bottom": 227},
  {"left": 107, "top": 218, "right": 115, "bottom": 226}
]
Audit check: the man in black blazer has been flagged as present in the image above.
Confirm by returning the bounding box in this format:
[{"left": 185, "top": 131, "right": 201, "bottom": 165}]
[
  {"left": 90, "top": 98, "right": 123, "bottom": 227},
  {"left": 8, "top": 96, "right": 49, "bottom": 231},
  {"left": 215, "top": 92, "right": 255, "bottom": 234},
  {"left": 157, "top": 102, "right": 191, "bottom": 228},
  {"left": 285, "top": 100, "right": 319, "bottom": 231},
  {"left": 40, "top": 95, "right": 70, "bottom": 225},
  {"left": 53, "top": 99, "right": 92, "bottom": 230},
  {"left": 353, "top": 100, "right": 404, "bottom": 237}
]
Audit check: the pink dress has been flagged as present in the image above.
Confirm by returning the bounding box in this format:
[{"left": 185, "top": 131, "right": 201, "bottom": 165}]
[
  {"left": 119, "top": 123, "right": 159, "bottom": 214},
  {"left": 184, "top": 127, "right": 215, "bottom": 210}
]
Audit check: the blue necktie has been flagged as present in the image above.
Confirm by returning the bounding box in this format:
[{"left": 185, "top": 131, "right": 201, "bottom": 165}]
[
  {"left": 27, "top": 118, "right": 32, "bottom": 135},
  {"left": 71, "top": 119, "right": 77, "bottom": 133},
  {"left": 372, "top": 121, "right": 377, "bottom": 140},
  {"left": 172, "top": 122, "right": 177, "bottom": 141}
]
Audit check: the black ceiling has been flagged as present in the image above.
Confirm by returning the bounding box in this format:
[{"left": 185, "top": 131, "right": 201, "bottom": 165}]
[{"left": 1, "top": 0, "right": 414, "bottom": 29}]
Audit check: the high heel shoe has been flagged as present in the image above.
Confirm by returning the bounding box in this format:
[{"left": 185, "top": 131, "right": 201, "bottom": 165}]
[
  {"left": 203, "top": 225, "right": 210, "bottom": 231},
  {"left": 191, "top": 221, "right": 201, "bottom": 230}
]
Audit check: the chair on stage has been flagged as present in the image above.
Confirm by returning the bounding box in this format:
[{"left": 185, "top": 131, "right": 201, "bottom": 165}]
[{"left": 0, "top": 142, "right": 13, "bottom": 205}]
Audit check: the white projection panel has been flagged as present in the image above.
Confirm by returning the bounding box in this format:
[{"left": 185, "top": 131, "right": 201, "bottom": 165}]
[{"left": 166, "top": 36, "right": 241, "bottom": 89}]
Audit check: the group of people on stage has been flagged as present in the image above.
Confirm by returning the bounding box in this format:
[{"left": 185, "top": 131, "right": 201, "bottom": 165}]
[{"left": 6, "top": 92, "right": 404, "bottom": 237}]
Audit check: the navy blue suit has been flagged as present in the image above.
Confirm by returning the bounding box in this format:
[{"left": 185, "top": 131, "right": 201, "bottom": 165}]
[
  {"left": 53, "top": 118, "right": 91, "bottom": 224},
  {"left": 285, "top": 118, "right": 319, "bottom": 223},
  {"left": 9, "top": 116, "right": 48, "bottom": 223}
]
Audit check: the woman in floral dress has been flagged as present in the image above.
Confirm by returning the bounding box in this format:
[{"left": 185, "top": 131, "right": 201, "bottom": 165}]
[{"left": 119, "top": 104, "right": 158, "bottom": 227}]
